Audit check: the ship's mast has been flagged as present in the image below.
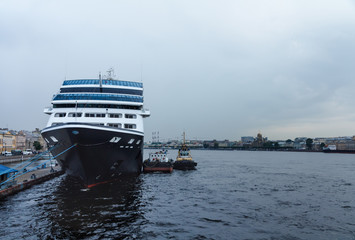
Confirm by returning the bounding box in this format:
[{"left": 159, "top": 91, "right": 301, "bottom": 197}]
[{"left": 99, "top": 72, "right": 102, "bottom": 92}]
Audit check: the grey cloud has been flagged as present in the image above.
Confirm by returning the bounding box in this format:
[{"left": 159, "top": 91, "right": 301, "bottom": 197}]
[{"left": 1, "top": 0, "right": 355, "bottom": 140}]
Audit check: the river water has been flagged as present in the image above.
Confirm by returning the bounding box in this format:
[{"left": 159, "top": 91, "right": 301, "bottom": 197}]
[{"left": 1, "top": 150, "right": 355, "bottom": 239}]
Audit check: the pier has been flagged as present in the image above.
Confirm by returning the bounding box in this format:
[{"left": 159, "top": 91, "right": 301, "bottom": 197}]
[
  {"left": 0, "top": 155, "right": 35, "bottom": 165},
  {"left": 0, "top": 144, "right": 79, "bottom": 199},
  {"left": 0, "top": 164, "right": 63, "bottom": 199}
]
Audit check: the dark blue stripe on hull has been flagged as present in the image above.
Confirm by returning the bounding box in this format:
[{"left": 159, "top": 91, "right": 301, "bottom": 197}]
[{"left": 42, "top": 126, "right": 143, "bottom": 186}]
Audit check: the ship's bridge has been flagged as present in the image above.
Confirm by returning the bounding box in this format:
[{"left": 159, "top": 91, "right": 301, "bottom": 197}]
[
  {"left": 52, "top": 93, "right": 143, "bottom": 103},
  {"left": 53, "top": 79, "right": 144, "bottom": 106}
]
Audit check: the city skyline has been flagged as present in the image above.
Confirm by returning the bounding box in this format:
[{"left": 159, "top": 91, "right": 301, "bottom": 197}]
[
  {"left": 2, "top": 127, "right": 355, "bottom": 144},
  {"left": 1, "top": 1, "right": 355, "bottom": 141}
]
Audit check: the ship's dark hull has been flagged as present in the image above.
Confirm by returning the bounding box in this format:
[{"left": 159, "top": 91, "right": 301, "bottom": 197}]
[
  {"left": 41, "top": 123, "right": 144, "bottom": 187},
  {"left": 173, "top": 160, "right": 197, "bottom": 170},
  {"left": 143, "top": 160, "right": 173, "bottom": 173}
]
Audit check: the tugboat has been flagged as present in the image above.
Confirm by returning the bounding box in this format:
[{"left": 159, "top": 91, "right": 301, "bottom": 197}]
[
  {"left": 143, "top": 150, "right": 173, "bottom": 173},
  {"left": 173, "top": 132, "right": 197, "bottom": 170}
]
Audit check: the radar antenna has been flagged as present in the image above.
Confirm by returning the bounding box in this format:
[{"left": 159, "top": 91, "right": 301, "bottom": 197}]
[{"left": 106, "top": 67, "right": 116, "bottom": 80}]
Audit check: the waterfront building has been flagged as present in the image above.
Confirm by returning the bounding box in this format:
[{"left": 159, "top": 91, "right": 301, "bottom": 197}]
[
  {"left": 325, "top": 137, "right": 355, "bottom": 151},
  {"left": 336, "top": 142, "right": 355, "bottom": 150},
  {"left": 15, "top": 131, "right": 26, "bottom": 151},
  {"left": 23, "top": 130, "right": 35, "bottom": 151},
  {"left": 0, "top": 130, "right": 16, "bottom": 152},
  {"left": 32, "top": 128, "right": 46, "bottom": 151},
  {"left": 0, "top": 128, "right": 51, "bottom": 153},
  {"left": 22, "top": 129, "right": 46, "bottom": 151},
  {"left": 0, "top": 130, "right": 5, "bottom": 152}
]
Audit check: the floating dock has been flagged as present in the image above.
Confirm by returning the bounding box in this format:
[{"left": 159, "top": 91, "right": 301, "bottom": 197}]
[{"left": 0, "top": 165, "right": 63, "bottom": 200}]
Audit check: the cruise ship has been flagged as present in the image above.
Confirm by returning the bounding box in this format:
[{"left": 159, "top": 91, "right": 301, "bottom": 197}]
[{"left": 41, "top": 71, "right": 150, "bottom": 187}]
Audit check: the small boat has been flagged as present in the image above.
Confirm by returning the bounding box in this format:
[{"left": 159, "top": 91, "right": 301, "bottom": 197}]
[
  {"left": 173, "top": 132, "right": 197, "bottom": 170},
  {"left": 143, "top": 150, "right": 173, "bottom": 173}
]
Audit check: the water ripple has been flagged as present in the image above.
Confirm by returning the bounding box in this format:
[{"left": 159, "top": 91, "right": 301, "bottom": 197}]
[{"left": 1, "top": 151, "right": 355, "bottom": 239}]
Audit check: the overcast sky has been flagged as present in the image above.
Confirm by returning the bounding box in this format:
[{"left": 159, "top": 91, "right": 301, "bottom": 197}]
[{"left": 1, "top": 0, "right": 355, "bottom": 141}]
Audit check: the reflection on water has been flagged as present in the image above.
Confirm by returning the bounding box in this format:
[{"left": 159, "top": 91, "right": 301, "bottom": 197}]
[
  {"left": 49, "top": 175, "right": 144, "bottom": 239},
  {"left": 0, "top": 174, "right": 144, "bottom": 240}
]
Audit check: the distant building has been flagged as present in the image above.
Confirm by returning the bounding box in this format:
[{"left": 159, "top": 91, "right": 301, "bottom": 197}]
[
  {"left": 277, "top": 141, "right": 287, "bottom": 147},
  {"left": 294, "top": 137, "right": 307, "bottom": 150},
  {"left": 334, "top": 141, "right": 355, "bottom": 151},
  {"left": 203, "top": 140, "right": 215, "bottom": 148},
  {"left": 217, "top": 140, "right": 232, "bottom": 148},
  {"left": 251, "top": 132, "right": 267, "bottom": 148},
  {"left": 202, "top": 140, "right": 233, "bottom": 148},
  {"left": 241, "top": 136, "right": 254, "bottom": 144},
  {"left": 318, "top": 136, "right": 355, "bottom": 151},
  {"left": 285, "top": 139, "right": 294, "bottom": 148}
]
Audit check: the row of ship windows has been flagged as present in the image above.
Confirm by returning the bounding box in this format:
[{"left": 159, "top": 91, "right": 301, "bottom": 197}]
[
  {"left": 53, "top": 94, "right": 143, "bottom": 103},
  {"left": 63, "top": 79, "right": 143, "bottom": 88},
  {"left": 54, "top": 113, "right": 137, "bottom": 118},
  {"left": 51, "top": 122, "right": 137, "bottom": 129},
  {"left": 53, "top": 104, "right": 141, "bottom": 110},
  {"left": 60, "top": 87, "right": 143, "bottom": 96}
]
